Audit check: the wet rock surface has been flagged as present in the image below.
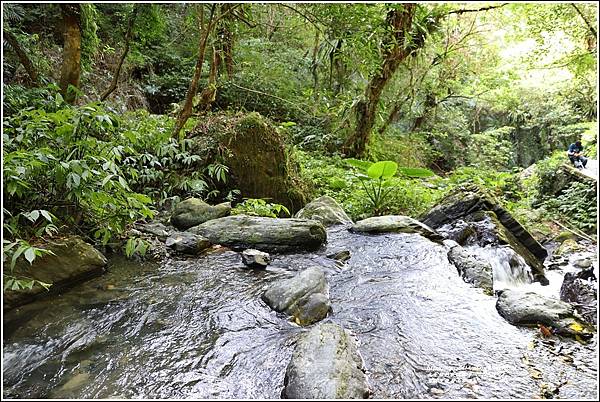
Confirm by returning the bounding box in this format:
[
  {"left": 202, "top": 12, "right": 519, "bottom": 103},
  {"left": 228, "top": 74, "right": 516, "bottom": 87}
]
[
  {"left": 241, "top": 249, "right": 270, "bottom": 268},
  {"left": 262, "top": 267, "right": 330, "bottom": 326},
  {"left": 4, "top": 236, "right": 107, "bottom": 311},
  {"left": 560, "top": 268, "right": 597, "bottom": 325},
  {"left": 189, "top": 215, "right": 327, "bottom": 252},
  {"left": 446, "top": 242, "right": 493, "bottom": 294},
  {"left": 165, "top": 232, "right": 212, "bottom": 254},
  {"left": 283, "top": 322, "right": 370, "bottom": 399},
  {"left": 496, "top": 289, "right": 593, "bottom": 338},
  {"left": 351, "top": 215, "right": 443, "bottom": 243},
  {"left": 295, "top": 195, "right": 352, "bottom": 226},
  {"left": 170, "top": 198, "right": 231, "bottom": 230},
  {"left": 421, "top": 187, "right": 548, "bottom": 283}
]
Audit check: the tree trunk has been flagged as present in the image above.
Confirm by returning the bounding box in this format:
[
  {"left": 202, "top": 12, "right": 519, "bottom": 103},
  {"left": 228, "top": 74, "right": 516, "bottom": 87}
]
[
  {"left": 342, "top": 5, "right": 417, "bottom": 158},
  {"left": 217, "top": 3, "right": 235, "bottom": 78},
  {"left": 172, "top": 5, "right": 216, "bottom": 140},
  {"left": 59, "top": 4, "right": 82, "bottom": 104},
  {"left": 196, "top": 45, "right": 220, "bottom": 111},
  {"left": 100, "top": 5, "right": 139, "bottom": 102},
  {"left": 4, "top": 29, "right": 39, "bottom": 86},
  {"left": 378, "top": 94, "right": 411, "bottom": 134}
]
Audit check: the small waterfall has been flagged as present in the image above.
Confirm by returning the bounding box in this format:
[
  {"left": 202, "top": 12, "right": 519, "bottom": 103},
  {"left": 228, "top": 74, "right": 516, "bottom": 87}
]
[{"left": 466, "top": 245, "right": 534, "bottom": 290}]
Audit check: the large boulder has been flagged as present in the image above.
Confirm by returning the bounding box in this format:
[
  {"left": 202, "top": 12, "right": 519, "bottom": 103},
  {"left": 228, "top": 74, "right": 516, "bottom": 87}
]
[
  {"left": 189, "top": 215, "right": 327, "bottom": 253},
  {"left": 446, "top": 243, "right": 493, "bottom": 294},
  {"left": 165, "top": 232, "right": 212, "bottom": 254},
  {"left": 295, "top": 196, "right": 352, "bottom": 226},
  {"left": 560, "top": 268, "right": 597, "bottom": 325},
  {"left": 262, "top": 267, "right": 330, "bottom": 326},
  {"left": 351, "top": 215, "right": 443, "bottom": 243},
  {"left": 4, "top": 236, "right": 107, "bottom": 310},
  {"left": 496, "top": 289, "right": 593, "bottom": 338},
  {"left": 190, "top": 112, "right": 308, "bottom": 212},
  {"left": 170, "top": 198, "right": 231, "bottom": 230},
  {"left": 420, "top": 187, "right": 548, "bottom": 284},
  {"left": 283, "top": 322, "right": 370, "bottom": 399}
]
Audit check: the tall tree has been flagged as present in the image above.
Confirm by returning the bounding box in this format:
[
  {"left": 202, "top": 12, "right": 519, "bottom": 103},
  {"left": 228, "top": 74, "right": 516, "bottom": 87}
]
[
  {"left": 342, "top": 4, "right": 417, "bottom": 157},
  {"left": 100, "top": 4, "right": 140, "bottom": 101},
  {"left": 59, "top": 4, "right": 82, "bottom": 103},
  {"left": 3, "top": 29, "right": 39, "bottom": 86}
]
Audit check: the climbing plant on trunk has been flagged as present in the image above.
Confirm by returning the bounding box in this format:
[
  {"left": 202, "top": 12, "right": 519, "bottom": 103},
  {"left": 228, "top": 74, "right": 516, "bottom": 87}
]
[{"left": 59, "top": 4, "right": 82, "bottom": 104}]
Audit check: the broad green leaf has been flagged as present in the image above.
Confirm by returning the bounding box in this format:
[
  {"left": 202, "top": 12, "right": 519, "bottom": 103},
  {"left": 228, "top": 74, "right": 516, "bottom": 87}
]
[
  {"left": 367, "top": 161, "right": 398, "bottom": 180},
  {"left": 24, "top": 247, "right": 36, "bottom": 264},
  {"left": 345, "top": 158, "right": 373, "bottom": 172}
]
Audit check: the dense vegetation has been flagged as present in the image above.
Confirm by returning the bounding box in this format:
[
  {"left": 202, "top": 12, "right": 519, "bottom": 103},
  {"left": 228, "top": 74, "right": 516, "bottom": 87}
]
[{"left": 2, "top": 3, "right": 598, "bottom": 290}]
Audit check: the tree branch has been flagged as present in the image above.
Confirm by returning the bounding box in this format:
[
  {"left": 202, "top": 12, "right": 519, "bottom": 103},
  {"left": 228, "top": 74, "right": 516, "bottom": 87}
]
[
  {"left": 448, "top": 3, "right": 509, "bottom": 15},
  {"left": 571, "top": 3, "right": 597, "bottom": 39}
]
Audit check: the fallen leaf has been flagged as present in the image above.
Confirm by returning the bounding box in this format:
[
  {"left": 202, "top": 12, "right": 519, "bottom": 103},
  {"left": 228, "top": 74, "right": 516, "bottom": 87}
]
[
  {"left": 529, "top": 368, "right": 543, "bottom": 379},
  {"left": 538, "top": 324, "right": 553, "bottom": 338},
  {"left": 569, "top": 322, "right": 583, "bottom": 332}
]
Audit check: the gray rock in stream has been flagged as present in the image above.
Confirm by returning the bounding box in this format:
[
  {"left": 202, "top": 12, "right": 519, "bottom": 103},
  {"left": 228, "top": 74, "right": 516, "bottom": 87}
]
[
  {"left": 351, "top": 215, "right": 443, "bottom": 243},
  {"left": 134, "top": 222, "right": 172, "bottom": 241},
  {"left": 295, "top": 195, "right": 352, "bottom": 226},
  {"left": 496, "top": 289, "right": 593, "bottom": 338},
  {"left": 447, "top": 244, "right": 493, "bottom": 294},
  {"left": 283, "top": 322, "right": 370, "bottom": 399},
  {"left": 241, "top": 249, "right": 270, "bottom": 268},
  {"left": 262, "top": 267, "right": 330, "bottom": 326},
  {"left": 170, "top": 198, "right": 231, "bottom": 230},
  {"left": 189, "top": 215, "right": 327, "bottom": 252},
  {"left": 165, "top": 232, "right": 212, "bottom": 254},
  {"left": 560, "top": 268, "right": 597, "bottom": 325}
]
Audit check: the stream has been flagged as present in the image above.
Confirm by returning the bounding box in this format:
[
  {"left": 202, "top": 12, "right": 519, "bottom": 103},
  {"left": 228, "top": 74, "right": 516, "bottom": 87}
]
[{"left": 2, "top": 227, "right": 598, "bottom": 399}]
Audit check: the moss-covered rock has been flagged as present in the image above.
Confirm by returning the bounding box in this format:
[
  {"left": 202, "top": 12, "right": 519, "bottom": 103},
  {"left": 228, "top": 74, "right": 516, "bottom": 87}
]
[
  {"left": 190, "top": 112, "right": 309, "bottom": 213},
  {"left": 170, "top": 198, "right": 231, "bottom": 230},
  {"left": 4, "top": 236, "right": 107, "bottom": 310},
  {"left": 351, "top": 215, "right": 443, "bottom": 243},
  {"left": 295, "top": 195, "right": 352, "bottom": 226}
]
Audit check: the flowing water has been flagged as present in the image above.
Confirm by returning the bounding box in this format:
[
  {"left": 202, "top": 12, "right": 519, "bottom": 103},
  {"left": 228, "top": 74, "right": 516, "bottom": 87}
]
[{"left": 2, "top": 227, "right": 598, "bottom": 399}]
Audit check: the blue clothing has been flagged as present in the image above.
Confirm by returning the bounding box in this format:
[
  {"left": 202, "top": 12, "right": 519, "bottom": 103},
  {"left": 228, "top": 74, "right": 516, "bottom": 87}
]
[{"left": 568, "top": 143, "right": 584, "bottom": 154}]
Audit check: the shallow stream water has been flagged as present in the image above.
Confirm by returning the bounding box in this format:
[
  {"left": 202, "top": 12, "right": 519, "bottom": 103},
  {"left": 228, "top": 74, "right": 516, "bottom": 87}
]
[{"left": 2, "top": 227, "right": 598, "bottom": 399}]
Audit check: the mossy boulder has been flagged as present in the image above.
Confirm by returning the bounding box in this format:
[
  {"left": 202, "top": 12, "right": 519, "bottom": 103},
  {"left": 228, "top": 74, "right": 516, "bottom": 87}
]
[
  {"left": 295, "top": 195, "right": 352, "bottom": 226},
  {"left": 446, "top": 242, "right": 494, "bottom": 294},
  {"left": 189, "top": 215, "right": 327, "bottom": 252},
  {"left": 190, "top": 112, "right": 309, "bottom": 213},
  {"left": 4, "top": 236, "right": 107, "bottom": 310},
  {"left": 170, "top": 198, "right": 231, "bottom": 230}
]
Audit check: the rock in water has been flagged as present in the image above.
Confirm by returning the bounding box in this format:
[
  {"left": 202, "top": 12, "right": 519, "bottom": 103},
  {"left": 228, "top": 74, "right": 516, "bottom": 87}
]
[
  {"left": 189, "top": 215, "right": 327, "bottom": 252},
  {"left": 420, "top": 187, "right": 548, "bottom": 284},
  {"left": 560, "top": 268, "right": 597, "bottom": 325},
  {"left": 3, "top": 236, "right": 107, "bottom": 310},
  {"left": 241, "top": 249, "right": 270, "bottom": 268},
  {"left": 134, "top": 221, "right": 172, "bottom": 241},
  {"left": 295, "top": 195, "right": 352, "bottom": 226},
  {"left": 351, "top": 215, "right": 443, "bottom": 243},
  {"left": 496, "top": 289, "right": 593, "bottom": 338},
  {"left": 262, "top": 267, "right": 330, "bottom": 326},
  {"left": 170, "top": 198, "right": 231, "bottom": 230},
  {"left": 283, "top": 322, "right": 370, "bottom": 399},
  {"left": 165, "top": 232, "right": 212, "bottom": 254},
  {"left": 447, "top": 244, "right": 493, "bottom": 294}
]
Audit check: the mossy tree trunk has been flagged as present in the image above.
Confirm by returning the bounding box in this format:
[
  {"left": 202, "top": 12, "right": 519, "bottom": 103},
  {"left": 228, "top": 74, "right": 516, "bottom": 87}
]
[
  {"left": 59, "top": 4, "right": 82, "bottom": 104},
  {"left": 342, "top": 4, "right": 417, "bottom": 158},
  {"left": 4, "top": 29, "right": 39, "bottom": 86}
]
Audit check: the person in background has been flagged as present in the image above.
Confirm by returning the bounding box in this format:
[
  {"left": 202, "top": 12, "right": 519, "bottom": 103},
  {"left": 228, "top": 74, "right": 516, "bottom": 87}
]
[{"left": 567, "top": 140, "right": 587, "bottom": 168}]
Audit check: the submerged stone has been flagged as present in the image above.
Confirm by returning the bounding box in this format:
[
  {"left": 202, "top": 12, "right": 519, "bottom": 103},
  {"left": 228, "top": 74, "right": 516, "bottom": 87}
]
[
  {"left": 283, "top": 322, "right": 370, "bottom": 399},
  {"left": 262, "top": 267, "right": 330, "bottom": 326},
  {"left": 189, "top": 215, "right": 327, "bottom": 252}
]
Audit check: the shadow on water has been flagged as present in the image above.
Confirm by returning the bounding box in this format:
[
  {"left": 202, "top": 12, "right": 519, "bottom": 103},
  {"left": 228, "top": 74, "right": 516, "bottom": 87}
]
[{"left": 2, "top": 227, "right": 598, "bottom": 399}]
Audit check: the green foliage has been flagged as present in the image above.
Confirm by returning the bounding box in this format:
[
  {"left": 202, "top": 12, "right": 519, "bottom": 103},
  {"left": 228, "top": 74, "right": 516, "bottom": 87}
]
[
  {"left": 231, "top": 198, "right": 290, "bottom": 218},
  {"left": 543, "top": 182, "right": 597, "bottom": 233},
  {"left": 80, "top": 4, "right": 100, "bottom": 69},
  {"left": 466, "top": 126, "right": 515, "bottom": 170},
  {"left": 124, "top": 237, "right": 150, "bottom": 258}
]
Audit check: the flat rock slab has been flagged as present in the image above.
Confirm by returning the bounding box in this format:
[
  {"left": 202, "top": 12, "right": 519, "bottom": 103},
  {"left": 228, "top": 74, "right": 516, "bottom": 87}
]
[
  {"left": 447, "top": 244, "right": 493, "bottom": 294},
  {"left": 170, "top": 198, "right": 231, "bottom": 230},
  {"left": 189, "top": 215, "right": 327, "bottom": 252},
  {"left": 262, "top": 267, "right": 330, "bottom": 326},
  {"left": 283, "top": 322, "right": 370, "bottom": 399},
  {"left": 351, "top": 215, "right": 443, "bottom": 243},
  {"left": 496, "top": 289, "right": 593, "bottom": 338},
  {"left": 295, "top": 195, "right": 352, "bottom": 226}
]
